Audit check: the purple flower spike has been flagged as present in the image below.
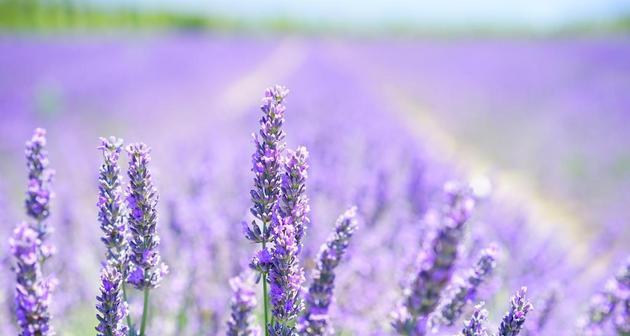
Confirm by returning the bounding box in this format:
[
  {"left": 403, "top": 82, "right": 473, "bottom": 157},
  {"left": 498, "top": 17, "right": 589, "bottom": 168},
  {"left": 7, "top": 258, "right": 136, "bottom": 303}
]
[
  {"left": 460, "top": 302, "right": 489, "bottom": 336},
  {"left": 96, "top": 264, "right": 129, "bottom": 336},
  {"left": 432, "top": 245, "right": 498, "bottom": 328},
  {"left": 227, "top": 275, "right": 261, "bottom": 336},
  {"left": 126, "top": 143, "right": 168, "bottom": 290},
  {"left": 25, "top": 127, "right": 55, "bottom": 238},
  {"left": 246, "top": 85, "right": 289, "bottom": 244},
  {"left": 10, "top": 222, "right": 55, "bottom": 336},
  {"left": 497, "top": 287, "right": 534, "bottom": 336},
  {"left": 299, "top": 206, "right": 359, "bottom": 336},
  {"left": 97, "top": 137, "right": 128, "bottom": 272},
  {"left": 393, "top": 182, "right": 475, "bottom": 335},
  {"left": 279, "top": 146, "right": 310, "bottom": 254}
]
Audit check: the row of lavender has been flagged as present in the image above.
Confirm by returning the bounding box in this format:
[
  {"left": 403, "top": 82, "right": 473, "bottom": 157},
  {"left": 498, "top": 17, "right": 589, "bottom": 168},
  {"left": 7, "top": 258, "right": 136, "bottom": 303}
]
[{"left": 3, "top": 85, "right": 628, "bottom": 335}]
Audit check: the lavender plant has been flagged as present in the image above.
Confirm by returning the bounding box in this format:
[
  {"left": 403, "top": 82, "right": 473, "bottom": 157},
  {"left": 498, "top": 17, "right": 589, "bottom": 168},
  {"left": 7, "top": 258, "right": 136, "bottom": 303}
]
[
  {"left": 226, "top": 275, "right": 260, "bottom": 336},
  {"left": 392, "top": 182, "right": 475, "bottom": 335},
  {"left": 298, "top": 206, "right": 359, "bottom": 335},
  {"left": 460, "top": 302, "right": 489, "bottom": 336},
  {"left": 278, "top": 146, "right": 310, "bottom": 254},
  {"left": 431, "top": 245, "right": 498, "bottom": 328},
  {"left": 497, "top": 287, "right": 534, "bottom": 336},
  {"left": 126, "top": 143, "right": 169, "bottom": 336},
  {"left": 96, "top": 264, "right": 129, "bottom": 336},
  {"left": 25, "top": 128, "right": 55, "bottom": 237}
]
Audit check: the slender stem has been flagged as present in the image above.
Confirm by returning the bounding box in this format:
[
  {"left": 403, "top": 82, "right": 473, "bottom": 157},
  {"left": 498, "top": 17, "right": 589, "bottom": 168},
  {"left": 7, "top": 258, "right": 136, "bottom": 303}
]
[
  {"left": 262, "top": 220, "right": 270, "bottom": 336},
  {"left": 122, "top": 284, "right": 133, "bottom": 331},
  {"left": 139, "top": 287, "right": 150, "bottom": 336}
]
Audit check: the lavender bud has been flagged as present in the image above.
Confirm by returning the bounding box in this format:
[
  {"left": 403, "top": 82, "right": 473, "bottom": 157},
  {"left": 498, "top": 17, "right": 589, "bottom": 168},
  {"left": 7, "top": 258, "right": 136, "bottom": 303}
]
[
  {"left": 247, "top": 85, "right": 289, "bottom": 243},
  {"left": 279, "top": 146, "right": 310, "bottom": 254},
  {"left": 460, "top": 302, "right": 489, "bottom": 336},
  {"left": 126, "top": 143, "right": 168, "bottom": 290},
  {"left": 97, "top": 137, "right": 128, "bottom": 272},
  {"left": 299, "top": 207, "right": 359, "bottom": 336},
  {"left": 96, "top": 264, "right": 129, "bottom": 336},
  {"left": 227, "top": 275, "right": 261, "bottom": 336},
  {"left": 498, "top": 287, "right": 534, "bottom": 336},
  {"left": 25, "top": 128, "right": 55, "bottom": 230},
  {"left": 432, "top": 245, "right": 498, "bottom": 327},
  {"left": 10, "top": 222, "right": 55, "bottom": 336}
]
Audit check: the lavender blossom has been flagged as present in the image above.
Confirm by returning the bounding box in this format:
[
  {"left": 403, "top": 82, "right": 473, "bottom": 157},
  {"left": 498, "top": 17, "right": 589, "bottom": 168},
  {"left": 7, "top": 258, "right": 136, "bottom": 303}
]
[
  {"left": 460, "top": 302, "right": 489, "bottom": 336},
  {"left": 10, "top": 222, "right": 55, "bottom": 336},
  {"left": 97, "top": 137, "right": 128, "bottom": 271},
  {"left": 126, "top": 143, "right": 168, "bottom": 290},
  {"left": 245, "top": 85, "right": 289, "bottom": 244},
  {"left": 25, "top": 128, "right": 55, "bottom": 233},
  {"left": 299, "top": 207, "right": 359, "bottom": 335},
  {"left": 226, "top": 276, "right": 260, "bottom": 336},
  {"left": 278, "top": 146, "right": 310, "bottom": 254},
  {"left": 431, "top": 245, "right": 498, "bottom": 327},
  {"left": 96, "top": 265, "right": 129, "bottom": 336},
  {"left": 497, "top": 287, "right": 534, "bottom": 336},
  {"left": 393, "top": 182, "right": 475, "bottom": 335}
]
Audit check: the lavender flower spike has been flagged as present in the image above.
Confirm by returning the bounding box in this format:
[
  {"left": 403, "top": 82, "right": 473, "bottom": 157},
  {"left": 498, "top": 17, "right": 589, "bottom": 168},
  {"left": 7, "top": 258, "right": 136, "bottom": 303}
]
[
  {"left": 10, "top": 222, "right": 55, "bottom": 336},
  {"left": 279, "top": 146, "right": 310, "bottom": 254},
  {"left": 497, "top": 287, "right": 534, "bottom": 336},
  {"left": 96, "top": 264, "right": 129, "bottom": 336},
  {"left": 126, "top": 143, "right": 168, "bottom": 290},
  {"left": 97, "top": 137, "right": 128, "bottom": 271},
  {"left": 393, "top": 182, "right": 475, "bottom": 335},
  {"left": 431, "top": 245, "right": 498, "bottom": 328},
  {"left": 460, "top": 302, "right": 489, "bottom": 336},
  {"left": 227, "top": 275, "right": 261, "bottom": 336},
  {"left": 299, "top": 206, "right": 359, "bottom": 336},
  {"left": 245, "top": 85, "right": 289, "bottom": 244},
  {"left": 25, "top": 128, "right": 55, "bottom": 232}
]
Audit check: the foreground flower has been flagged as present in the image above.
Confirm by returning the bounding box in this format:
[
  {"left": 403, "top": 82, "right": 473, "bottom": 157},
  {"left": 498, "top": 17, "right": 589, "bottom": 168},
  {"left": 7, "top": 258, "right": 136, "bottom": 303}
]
[
  {"left": 299, "top": 206, "right": 359, "bottom": 335},
  {"left": 279, "top": 146, "right": 310, "bottom": 254},
  {"left": 227, "top": 275, "right": 260, "bottom": 336},
  {"left": 97, "top": 137, "right": 128, "bottom": 271},
  {"left": 460, "top": 302, "right": 489, "bottom": 336},
  {"left": 497, "top": 287, "right": 534, "bottom": 336},
  {"left": 96, "top": 265, "right": 129, "bottom": 336},
  {"left": 10, "top": 222, "right": 55, "bottom": 336},
  {"left": 431, "top": 245, "right": 498, "bottom": 328},
  {"left": 393, "top": 182, "right": 475, "bottom": 335}
]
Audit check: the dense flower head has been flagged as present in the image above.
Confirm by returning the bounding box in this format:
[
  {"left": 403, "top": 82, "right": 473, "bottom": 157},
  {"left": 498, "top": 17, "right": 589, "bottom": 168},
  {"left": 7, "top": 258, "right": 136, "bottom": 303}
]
[
  {"left": 226, "top": 275, "right": 260, "bottom": 336},
  {"left": 95, "top": 264, "right": 128, "bottom": 336},
  {"left": 126, "top": 143, "right": 168, "bottom": 290},
  {"left": 393, "top": 182, "right": 475, "bottom": 334},
  {"left": 498, "top": 287, "right": 534, "bottom": 336},
  {"left": 460, "top": 302, "right": 489, "bottom": 336},
  {"left": 267, "top": 206, "right": 305, "bottom": 324},
  {"left": 25, "top": 128, "right": 55, "bottom": 234},
  {"left": 247, "top": 85, "right": 289, "bottom": 243},
  {"left": 97, "top": 136, "right": 128, "bottom": 271},
  {"left": 299, "top": 206, "right": 359, "bottom": 335},
  {"left": 279, "top": 146, "right": 310, "bottom": 254},
  {"left": 10, "top": 222, "right": 56, "bottom": 336},
  {"left": 432, "top": 245, "right": 498, "bottom": 327}
]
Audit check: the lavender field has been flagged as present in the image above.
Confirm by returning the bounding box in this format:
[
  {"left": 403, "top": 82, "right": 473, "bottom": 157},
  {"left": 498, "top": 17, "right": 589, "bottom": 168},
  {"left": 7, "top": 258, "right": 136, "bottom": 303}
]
[{"left": 0, "top": 34, "right": 629, "bottom": 336}]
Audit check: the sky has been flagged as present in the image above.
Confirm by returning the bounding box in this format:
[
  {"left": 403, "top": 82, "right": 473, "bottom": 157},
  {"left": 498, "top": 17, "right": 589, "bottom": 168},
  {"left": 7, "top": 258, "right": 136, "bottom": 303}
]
[{"left": 89, "top": 0, "right": 630, "bottom": 29}]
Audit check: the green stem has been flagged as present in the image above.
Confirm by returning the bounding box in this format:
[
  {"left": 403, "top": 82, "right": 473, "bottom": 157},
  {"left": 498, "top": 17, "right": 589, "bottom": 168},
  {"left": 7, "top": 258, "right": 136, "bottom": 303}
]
[
  {"left": 262, "top": 220, "right": 270, "bottom": 336},
  {"left": 122, "top": 284, "right": 133, "bottom": 331},
  {"left": 139, "top": 287, "right": 150, "bottom": 336}
]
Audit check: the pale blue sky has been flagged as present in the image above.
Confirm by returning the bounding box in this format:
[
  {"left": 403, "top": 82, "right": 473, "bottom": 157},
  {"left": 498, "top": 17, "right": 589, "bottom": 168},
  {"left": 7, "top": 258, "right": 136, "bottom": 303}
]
[{"left": 89, "top": 0, "right": 630, "bottom": 29}]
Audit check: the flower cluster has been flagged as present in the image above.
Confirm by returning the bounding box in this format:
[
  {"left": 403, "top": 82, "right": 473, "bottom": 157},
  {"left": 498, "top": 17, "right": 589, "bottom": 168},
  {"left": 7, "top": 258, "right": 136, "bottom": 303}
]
[
  {"left": 278, "top": 146, "right": 310, "bottom": 254},
  {"left": 431, "top": 245, "right": 498, "bottom": 327},
  {"left": 393, "top": 182, "right": 475, "bottom": 334},
  {"left": 498, "top": 287, "right": 534, "bottom": 336},
  {"left": 25, "top": 128, "right": 55, "bottom": 231},
  {"left": 95, "top": 265, "right": 129, "bottom": 336},
  {"left": 227, "top": 275, "right": 260, "bottom": 336},
  {"left": 10, "top": 222, "right": 56, "bottom": 336},
  {"left": 299, "top": 206, "right": 359, "bottom": 335},
  {"left": 126, "top": 143, "right": 168, "bottom": 290},
  {"left": 97, "top": 137, "right": 128, "bottom": 271},
  {"left": 460, "top": 302, "right": 489, "bottom": 336}
]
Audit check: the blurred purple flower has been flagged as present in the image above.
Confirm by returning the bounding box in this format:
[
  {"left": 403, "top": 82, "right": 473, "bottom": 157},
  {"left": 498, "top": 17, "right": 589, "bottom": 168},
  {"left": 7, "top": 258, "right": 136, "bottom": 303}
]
[
  {"left": 25, "top": 128, "right": 55, "bottom": 231},
  {"left": 460, "top": 302, "right": 489, "bottom": 336},
  {"left": 227, "top": 275, "right": 260, "bottom": 336}
]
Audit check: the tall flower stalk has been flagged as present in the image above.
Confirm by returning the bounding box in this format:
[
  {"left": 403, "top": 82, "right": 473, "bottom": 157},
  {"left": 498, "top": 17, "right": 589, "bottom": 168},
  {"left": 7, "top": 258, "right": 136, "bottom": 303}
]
[
  {"left": 227, "top": 275, "right": 260, "bottom": 336},
  {"left": 497, "top": 287, "right": 534, "bottom": 336},
  {"left": 392, "top": 182, "right": 475, "bottom": 335},
  {"left": 245, "top": 85, "right": 289, "bottom": 335},
  {"left": 431, "top": 245, "right": 498, "bottom": 328},
  {"left": 25, "top": 128, "right": 55, "bottom": 240},
  {"left": 299, "top": 206, "right": 359, "bottom": 336},
  {"left": 126, "top": 143, "right": 168, "bottom": 336},
  {"left": 96, "top": 264, "right": 129, "bottom": 336}
]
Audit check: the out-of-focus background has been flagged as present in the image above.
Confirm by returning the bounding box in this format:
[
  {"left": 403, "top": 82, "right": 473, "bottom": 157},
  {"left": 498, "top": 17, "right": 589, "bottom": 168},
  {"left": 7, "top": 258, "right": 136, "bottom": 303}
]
[{"left": 1, "top": 1, "right": 629, "bottom": 335}]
